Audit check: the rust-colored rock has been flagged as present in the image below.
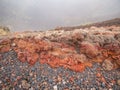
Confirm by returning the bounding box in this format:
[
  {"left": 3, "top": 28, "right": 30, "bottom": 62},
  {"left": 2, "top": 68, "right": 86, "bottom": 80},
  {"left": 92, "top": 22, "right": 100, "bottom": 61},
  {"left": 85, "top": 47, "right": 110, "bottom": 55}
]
[
  {"left": 0, "top": 39, "right": 11, "bottom": 53},
  {"left": 0, "top": 45, "right": 10, "bottom": 53},
  {"left": 17, "top": 52, "right": 27, "bottom": 62},
  {"left": 0, "top": 20, "right": 120, "bottom": 72},
  {"left": 80, "top": 41, "right": 99, "bottom": 58}
]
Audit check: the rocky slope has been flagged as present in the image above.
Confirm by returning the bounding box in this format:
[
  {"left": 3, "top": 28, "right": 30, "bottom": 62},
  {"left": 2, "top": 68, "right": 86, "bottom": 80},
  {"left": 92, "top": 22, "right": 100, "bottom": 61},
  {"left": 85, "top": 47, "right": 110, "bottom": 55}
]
[
  {"left": 0, "top": 18, "right": 120, "bottom": 72},
  {"left": 0, "top": 18, "right": 120, "bottom": 90}
]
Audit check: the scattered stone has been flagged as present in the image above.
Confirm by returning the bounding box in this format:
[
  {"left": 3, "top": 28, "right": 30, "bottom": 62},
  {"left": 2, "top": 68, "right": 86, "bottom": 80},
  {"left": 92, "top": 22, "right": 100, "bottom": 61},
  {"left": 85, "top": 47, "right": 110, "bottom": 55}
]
[
  {"left": 57, "top": 76, "right": 62, "bottom": 82},
  {"left": 29, "top": 72, "right": 33, "bottom": 77},
  {"left": 90, "top": 87, "right": 96, "bottom": 90},
  {"left": 53, "top": 85, "right": 58, "bottom": 90},
  {"left": 11, "top": 43, "right": 16, "bottom": 47},
  {"left": 62, "top": 79, "right": 66, "bottom": 84},
  {"left": 109, "top": 88, "right": 113, "bottom": 90},
  {"left": 19, "top": 85, "right": 22, "bottom": 88},
  {"left": 21, "top": 80, "right": 30, "bottom": 89}
]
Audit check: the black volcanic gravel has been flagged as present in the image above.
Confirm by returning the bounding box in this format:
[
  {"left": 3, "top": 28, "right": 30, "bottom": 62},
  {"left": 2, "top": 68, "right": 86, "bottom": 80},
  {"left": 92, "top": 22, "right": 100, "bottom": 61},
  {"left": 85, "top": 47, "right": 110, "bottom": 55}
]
[{"left": 0, "top": 50, "right": 120, "bottom": 90}]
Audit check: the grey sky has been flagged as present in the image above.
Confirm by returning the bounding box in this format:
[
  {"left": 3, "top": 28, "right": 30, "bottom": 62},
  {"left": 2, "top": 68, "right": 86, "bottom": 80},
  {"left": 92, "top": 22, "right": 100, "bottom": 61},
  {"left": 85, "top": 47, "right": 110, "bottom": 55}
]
[{"left": 0, "top": 0, "right": 120, "bottom": 31}]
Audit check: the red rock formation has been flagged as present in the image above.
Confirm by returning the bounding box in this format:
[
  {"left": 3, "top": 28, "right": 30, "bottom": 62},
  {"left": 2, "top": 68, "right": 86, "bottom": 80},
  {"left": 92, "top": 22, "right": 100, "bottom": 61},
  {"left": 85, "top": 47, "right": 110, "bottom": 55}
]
[
  {"left": 0, "top": 39, "right": 11, "bottom": 53},
  {"left": 0, "top": 24, "right": 120, "bottom": 72},
  {"left": 80, "top": 41, "right": 99, "bottom": 58}
]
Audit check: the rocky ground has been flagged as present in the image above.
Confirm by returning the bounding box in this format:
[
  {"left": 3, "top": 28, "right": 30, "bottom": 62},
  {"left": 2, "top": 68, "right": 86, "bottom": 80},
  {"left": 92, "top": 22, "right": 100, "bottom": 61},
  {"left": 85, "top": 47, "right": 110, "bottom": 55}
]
[
  {"left": 0, "top": 18, "right": 120, "bottom": 90},
  {"left": 0, "top": 50, "right": 120, "bottom": 90}
]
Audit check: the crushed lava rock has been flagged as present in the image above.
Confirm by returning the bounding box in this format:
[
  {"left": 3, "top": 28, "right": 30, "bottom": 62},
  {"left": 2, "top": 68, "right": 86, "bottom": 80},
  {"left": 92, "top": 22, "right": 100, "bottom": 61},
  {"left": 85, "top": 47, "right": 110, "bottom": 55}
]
[{"left": 0, "top": 50, "right": 120, "bottom": 90}]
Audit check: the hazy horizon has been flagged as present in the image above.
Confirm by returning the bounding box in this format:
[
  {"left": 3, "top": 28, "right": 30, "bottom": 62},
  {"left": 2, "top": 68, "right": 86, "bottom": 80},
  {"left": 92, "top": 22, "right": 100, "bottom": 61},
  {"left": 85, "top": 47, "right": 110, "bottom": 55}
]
[{"left": 0, "top": 0, "right": 120, "bottom": 31}]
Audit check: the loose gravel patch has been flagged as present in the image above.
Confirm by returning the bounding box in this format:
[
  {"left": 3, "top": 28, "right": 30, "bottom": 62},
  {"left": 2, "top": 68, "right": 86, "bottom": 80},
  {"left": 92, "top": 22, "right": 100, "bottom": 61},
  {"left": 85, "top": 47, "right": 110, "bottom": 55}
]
[{"left": 0, "top": 50, "right": 120, "bottom": 90}]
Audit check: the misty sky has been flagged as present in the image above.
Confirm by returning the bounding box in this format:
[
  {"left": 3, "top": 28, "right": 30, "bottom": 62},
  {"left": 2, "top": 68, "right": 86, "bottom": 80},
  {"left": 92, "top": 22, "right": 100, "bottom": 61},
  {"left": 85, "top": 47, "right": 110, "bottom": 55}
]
[{"left": 0, "top": 0, "right": 120, "bottom": 31}]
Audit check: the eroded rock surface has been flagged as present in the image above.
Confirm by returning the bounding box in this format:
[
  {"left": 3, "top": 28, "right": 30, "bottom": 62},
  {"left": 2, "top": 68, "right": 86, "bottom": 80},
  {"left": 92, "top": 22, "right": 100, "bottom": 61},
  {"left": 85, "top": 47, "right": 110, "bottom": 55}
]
[{"left": 0, "top": 21, "right": 120, "bottom": 72}]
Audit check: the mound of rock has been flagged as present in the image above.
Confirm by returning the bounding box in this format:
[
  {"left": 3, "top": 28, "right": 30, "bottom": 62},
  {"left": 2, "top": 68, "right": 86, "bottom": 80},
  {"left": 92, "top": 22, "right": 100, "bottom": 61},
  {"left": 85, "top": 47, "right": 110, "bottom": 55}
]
[{"left": 0, "top": 19, "right": 120, "bottom": 72}]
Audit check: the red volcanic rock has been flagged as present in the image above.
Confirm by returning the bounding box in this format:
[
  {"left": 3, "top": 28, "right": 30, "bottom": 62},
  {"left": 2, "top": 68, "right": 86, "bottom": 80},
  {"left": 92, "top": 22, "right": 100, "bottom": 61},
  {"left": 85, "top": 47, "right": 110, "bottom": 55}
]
[
  {"left": 0, "top": 45, "right": 10, "bottom": 53},
  {"left": 0, "top": 39, "right": 11, "bottom": 53},
  {"left": 68, "top": 64, "right": 85, "bottom": 72},
  {"left": 39, "top": 47, "right": 87, "bottom": 72},
  {"left": 27, "top": 53, "right": 39, "bottom": 65},
  {"left": 116, "top": 59, "right": 120, "bottom": 66},
  {"left": 41, "top": 54, "right": 86, "bottom": 72},
  {"left": 113, "top": 55, "right": 120, "bottom": 66},
  {"left": 80, "top": 41, "right": 99, "bottom": 58},
  {"left": 73, "top": 54, "right": 87, "bottom": 63},
  {"left": 1, "top": 21, "right": 120, "bottom": 72},
  {"left": 17, "top": 52, "right": 27, "bottom": 62},
  {"left": 13, "top": 38, "right": 49, "bottom": 65}
]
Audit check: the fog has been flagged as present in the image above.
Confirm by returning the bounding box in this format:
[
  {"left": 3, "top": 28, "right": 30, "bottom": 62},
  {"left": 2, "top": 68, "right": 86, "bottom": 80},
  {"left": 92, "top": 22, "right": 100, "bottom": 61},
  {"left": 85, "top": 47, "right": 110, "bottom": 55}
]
[{"left": 0, "top": 0, "right": 120, "bottom": 31}]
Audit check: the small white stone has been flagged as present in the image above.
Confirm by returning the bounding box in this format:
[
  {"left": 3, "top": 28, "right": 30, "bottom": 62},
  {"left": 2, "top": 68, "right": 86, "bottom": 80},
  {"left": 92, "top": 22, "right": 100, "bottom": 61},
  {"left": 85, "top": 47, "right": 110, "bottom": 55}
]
[
  {"left": 0, "top": 80, "right": 2, "bottom": 84},
  {"left": 90, "top": 87, "right": 96, "bottom": 90},
  {"left": 62, "top": 80, "right": 66, "bottom": 84},
  {"left": 11, "top": 43, "right": 16, "bottom": 47},
  {"left": 53, "top": 85, "right": 57, "bottom": 90},
  {"left": 19, "top": 85, "right": 22, "bottom": 88},
  {"left": 109, "top": 88, "right": 113, "bottom": 90},
  {"left": 29, "top": 72, "right": 33, "bottom": 76},
  {"left": 29, "top": 87, "right": 34, "bottom": 90},
  {"left": 1, "top": 67, "right": 4, "bottom": 70}
]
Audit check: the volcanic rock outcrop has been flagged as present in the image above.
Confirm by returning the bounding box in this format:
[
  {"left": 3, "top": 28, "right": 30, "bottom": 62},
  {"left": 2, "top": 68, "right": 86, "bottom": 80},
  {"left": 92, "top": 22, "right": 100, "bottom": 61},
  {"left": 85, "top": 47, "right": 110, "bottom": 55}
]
[{"left": 0, "top": 19, "right": 120, "bottom": 72}]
